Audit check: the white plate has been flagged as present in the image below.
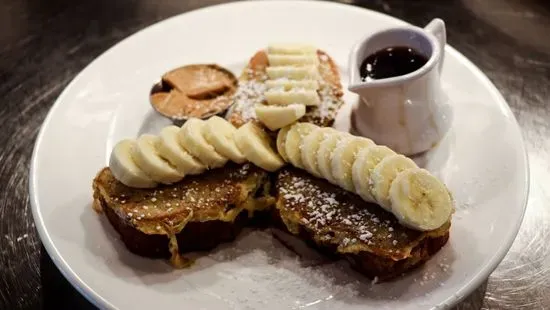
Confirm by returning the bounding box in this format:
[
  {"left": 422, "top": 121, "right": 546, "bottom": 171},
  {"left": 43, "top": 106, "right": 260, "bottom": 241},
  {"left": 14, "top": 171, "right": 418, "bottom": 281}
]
[{"left": 30, "top": 1, "right": 529, "bottom": 309}]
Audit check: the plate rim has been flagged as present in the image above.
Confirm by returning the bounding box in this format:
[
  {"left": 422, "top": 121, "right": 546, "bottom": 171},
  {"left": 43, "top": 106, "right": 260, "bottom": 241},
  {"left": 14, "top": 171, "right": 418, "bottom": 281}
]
[{"left": 29, "top": 1, "right": 530, "bottom": 309}]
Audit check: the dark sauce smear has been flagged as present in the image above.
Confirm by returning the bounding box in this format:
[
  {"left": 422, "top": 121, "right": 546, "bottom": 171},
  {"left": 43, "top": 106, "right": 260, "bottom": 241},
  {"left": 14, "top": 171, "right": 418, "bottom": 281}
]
[{"left": 360, "top": 46, "right": 428, "bottom": 81}]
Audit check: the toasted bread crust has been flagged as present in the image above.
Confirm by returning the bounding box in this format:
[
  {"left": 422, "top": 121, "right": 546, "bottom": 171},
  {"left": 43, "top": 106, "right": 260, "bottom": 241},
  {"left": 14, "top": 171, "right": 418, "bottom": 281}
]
[
  {"left": 345, "top": 232, "right": 449, "bottom": 280},
  {"left": 270, "top": 208, "right": 449, "bottom": 280},
  {"left": 100, "top": 197, "right": 251, "bottom": 258},
  {"left": 226, "top": 49, "right": 345, "bottom": 129}
]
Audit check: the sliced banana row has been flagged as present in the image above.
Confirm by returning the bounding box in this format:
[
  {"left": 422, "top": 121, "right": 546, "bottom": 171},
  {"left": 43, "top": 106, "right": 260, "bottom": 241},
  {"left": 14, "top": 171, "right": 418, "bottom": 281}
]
[
  {"left": 264, "top": 89, "right": 320, "bottom": 107},
  {"left": 265, "top": 66, "right": 319, "bottom": 81},
  {"left": 267, "top": 54, "right": 319, "bottom": 66},
  {"left": 276, "top": 123, "right": 454, "bottom": 231},
  {"left": 251, "top": 44, "right": 323, "bottom": 131},
  {"left": 265, "top": 79, "right": 319, "bottom": 91},
  {"left": 109, "top": 116, "right": 284, "bottom": 189},
  {"left": 267, "top": 43, "right": 317, "bottom": 55}
]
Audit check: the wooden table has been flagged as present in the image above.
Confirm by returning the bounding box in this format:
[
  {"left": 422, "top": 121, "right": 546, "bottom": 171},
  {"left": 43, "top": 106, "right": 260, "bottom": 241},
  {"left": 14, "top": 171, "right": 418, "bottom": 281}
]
[{"left": 1, "top": 0, "right": 548, "bottom": 308}]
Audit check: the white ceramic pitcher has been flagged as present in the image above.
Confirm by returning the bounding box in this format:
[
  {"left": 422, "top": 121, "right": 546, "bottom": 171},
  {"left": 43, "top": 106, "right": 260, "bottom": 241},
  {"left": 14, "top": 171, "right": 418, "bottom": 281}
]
[{"left": 348, "top": 18, "right": 452, "bottom": 155}]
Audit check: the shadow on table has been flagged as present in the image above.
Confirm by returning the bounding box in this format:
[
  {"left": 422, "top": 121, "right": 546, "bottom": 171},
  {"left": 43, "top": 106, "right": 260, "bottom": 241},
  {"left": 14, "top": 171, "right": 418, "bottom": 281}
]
[{"left": 40, "top": 247, "right": 97, "bottom": 310}]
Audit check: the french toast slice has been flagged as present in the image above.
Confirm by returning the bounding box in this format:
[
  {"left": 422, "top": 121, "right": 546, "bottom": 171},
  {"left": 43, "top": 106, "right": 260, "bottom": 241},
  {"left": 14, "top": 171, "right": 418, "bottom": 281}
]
[
  {"left": 226, "top": 49, "right": 345, "bottom": 128},
  {"left": 273, "top": 167, "right": 450, "bottom": 280},
  {"left": 92, "top": 163, "right": 272, "bottom": 266},
  {"left": 93, "top": 163, "right": 450, "bottom": 280}
]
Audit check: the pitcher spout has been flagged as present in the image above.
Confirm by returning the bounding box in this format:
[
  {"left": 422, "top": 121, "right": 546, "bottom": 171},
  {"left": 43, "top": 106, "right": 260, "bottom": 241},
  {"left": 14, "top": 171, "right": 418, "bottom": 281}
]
[{"left": 348, "top": 80, "right": 374, "bottom": 94}]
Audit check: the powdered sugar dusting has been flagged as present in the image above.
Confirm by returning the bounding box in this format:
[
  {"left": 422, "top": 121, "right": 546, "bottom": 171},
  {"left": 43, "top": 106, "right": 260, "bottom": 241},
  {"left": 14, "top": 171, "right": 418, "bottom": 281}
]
[
  {"left": 184, "top": 230, "right": 370, "bottom": 308},
  {"left": 317, "top": 79, "right": 340, "bottom": 120},
  {"left": 232, "top": 79, "right": 267, "bottom": 121},
  {"left": 276, "top": 169, "right": 422, "bottom": 251},
  {"left": 315, "top": 56, "right": 344, "bottom": 120},
  {"left": 176, "top": 229, "right": 443, "bottom": 309}
]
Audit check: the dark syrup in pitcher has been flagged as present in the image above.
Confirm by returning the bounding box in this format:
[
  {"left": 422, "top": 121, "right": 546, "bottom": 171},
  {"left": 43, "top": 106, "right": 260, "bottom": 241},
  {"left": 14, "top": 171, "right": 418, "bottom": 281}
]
[{"left": 360, "top": 46, "right": 428, "bottom": 81}]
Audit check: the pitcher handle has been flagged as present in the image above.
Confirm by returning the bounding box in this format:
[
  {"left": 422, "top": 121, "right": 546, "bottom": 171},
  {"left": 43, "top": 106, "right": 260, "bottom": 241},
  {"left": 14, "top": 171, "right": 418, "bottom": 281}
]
[{"left": 424, "top": 18, "right": 446, "bottom": 73}]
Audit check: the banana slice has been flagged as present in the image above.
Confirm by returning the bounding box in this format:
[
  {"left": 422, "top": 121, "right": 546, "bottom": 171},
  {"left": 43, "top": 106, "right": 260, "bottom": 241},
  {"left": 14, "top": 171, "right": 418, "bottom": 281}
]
[
  {"left": 158, "top": 126, "right": 206, "bottom": 175},
  {"left": 265, "top": 79, "right": 319, "bottom": 91},
  {"left": 352, "top": 145, "right": 396, "bottom": 202},
  {"left": 330, "top": 137, "right": 375, "bottom": 192},
  {"left": 267, "top": 54, "right": 319, "bottom": 66},
  {"left": 276, "top": 126, "right": 291, "bottom": 162},
  {"left": 109, "top": 139, "right": 158, "bottom": 188},
  {"left": 316, "top": 131, "right": 351, "bottom": 183},
  {"left": 389, "top": 168, "right": 454, "bottom": 231},
  {"left": 371, "top": 154, "right": 418, "bottom": 210},
  {"left": 300, "top": 127, "right": 337, "bottom": 177},
  {"left": 234, "top": 122, "right": 285, "bottom": 172},
  {"left": 178, "top": 118, "right": 228, "bottom": 169},
  {"left": 266, "top": 66, "right": 319, "bottom": 80},
  {"left": 284, "top": 123, "right": 317, "bottom": 168},
  {"left": 203, "top": 116, "right": 246, "bottom": 163},
  {"left": 267, "top": 44, "right": 317, "bottom": 55},
  {"left": 264, "top": 89, "right": 320, "bottom": 106},
  {"left": 131, "top": 134, "right": 184, "bottom": 184},
  {"left": 255, "top": 104, "right": 306, "bottom": 131}
]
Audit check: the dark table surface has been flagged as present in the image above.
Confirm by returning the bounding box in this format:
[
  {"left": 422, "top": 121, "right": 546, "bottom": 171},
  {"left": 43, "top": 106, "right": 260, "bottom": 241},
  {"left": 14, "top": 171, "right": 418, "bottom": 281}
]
[{"left": 1, "top": 0, "right": 549, "bottom": 309}]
